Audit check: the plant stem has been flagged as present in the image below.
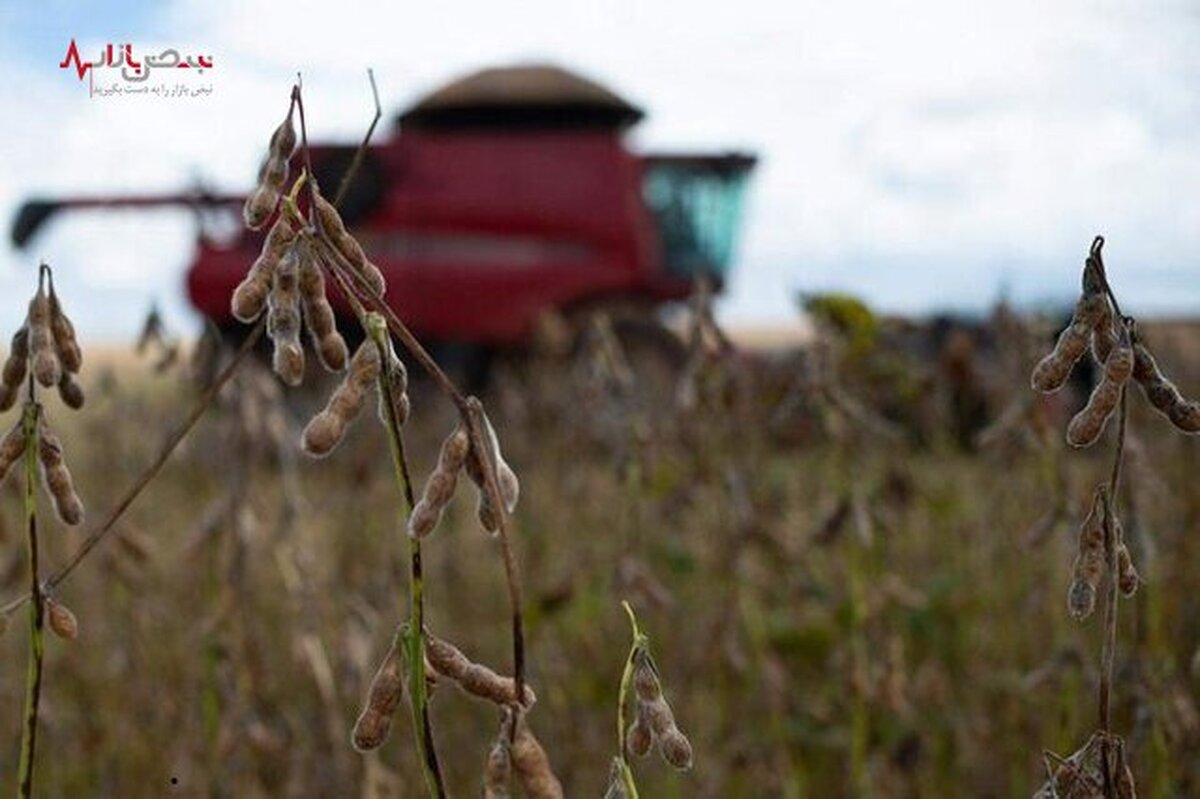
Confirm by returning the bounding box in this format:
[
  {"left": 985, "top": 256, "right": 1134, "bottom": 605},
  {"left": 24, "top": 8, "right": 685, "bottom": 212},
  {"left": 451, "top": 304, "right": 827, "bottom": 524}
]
[
  {"left": 367, "top": 315, "right": 445, "bottom": 798},
  {"left": 292, "top": 78, "right": 528, "bottom": 785},
  {"left": 617, "top": 601, "right": 644, "bottom": 799},
  {"left": 332, "top": 69, "right": 381, "bottom": 210},
  {"left": 1096, "top": 388, "right": 1127, "bottom": 797},
  {"left": 293, "top": 78, "right": 452, "bottom": 795},
  {"left": 289, "top": 78, "right": 464, "bottom": 410},
  {"left": 1091, "top": 239, "right": 1128, "bottom": 798},
  {"left": 0, "top": 318, "right": 266, "bottom": 620},
  {"left": 17, "top": 401, "right": 42, "bottom": 799},
  {"left": 463, "top": 398, "right": 527, "bottom": 705}
]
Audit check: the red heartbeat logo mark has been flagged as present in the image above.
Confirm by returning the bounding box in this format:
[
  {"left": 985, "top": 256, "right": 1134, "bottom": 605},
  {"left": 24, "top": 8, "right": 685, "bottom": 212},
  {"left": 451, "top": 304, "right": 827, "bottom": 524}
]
[{"left": 59, "top": 39, "right": 91, "bottom": 81}]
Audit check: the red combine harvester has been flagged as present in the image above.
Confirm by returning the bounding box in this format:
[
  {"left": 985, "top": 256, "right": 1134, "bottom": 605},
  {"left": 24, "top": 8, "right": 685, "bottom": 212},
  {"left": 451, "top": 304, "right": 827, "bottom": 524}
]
[{"left": 13, "top": 64, "right": 755, "bottom": 366}]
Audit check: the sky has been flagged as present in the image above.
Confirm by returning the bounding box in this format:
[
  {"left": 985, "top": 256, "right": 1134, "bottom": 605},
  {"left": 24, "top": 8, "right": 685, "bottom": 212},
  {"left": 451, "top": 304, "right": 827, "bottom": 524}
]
[{"left": 0, "top": 0, "right": 1198, "bottom": 339}]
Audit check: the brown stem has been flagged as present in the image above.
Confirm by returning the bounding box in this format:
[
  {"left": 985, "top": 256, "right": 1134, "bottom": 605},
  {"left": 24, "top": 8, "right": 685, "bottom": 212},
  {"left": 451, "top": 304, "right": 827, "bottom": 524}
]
[
  {"left": 369, "top": 319, "right": 446, "bottom": 797},
  {"left": 293, "top": 78, "right": 449, "bottom": 794},
  {"left": 1085, "top": 236, "right": 1130, "bottom": 798},
  {"left": 332, "top": 69, "right": 381, "bottom": 209},
  {"left": 312, "top": 226, "right": 466, "bottom": 408},
  {"left": 291, "top": 76, "right": 527, "bottom": 749},
  {"left": 0, "top": 319, "right": 266, "bottom": 618},
  {"left": 1089, "top": 236, "right": 1127, "bottom": 325},
  {"left": 17, "top": 401, "right": 43, "bottom": 799},
  {"left": 1097, "top": 361, "right": 1128, "bottom": 799},
  {"left": 463, "top": 398, "right": 527, "bottom": 707},
  {"left": 288, "top": 78, "right": 464, "bottom": 409}
]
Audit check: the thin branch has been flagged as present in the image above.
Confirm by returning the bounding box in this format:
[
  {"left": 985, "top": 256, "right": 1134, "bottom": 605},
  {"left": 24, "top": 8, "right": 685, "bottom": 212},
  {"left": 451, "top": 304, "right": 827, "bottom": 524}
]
[
  {"left": 293, "top": 77, "right": 450, "bottom": 795},
  {"left": 287, "top": 78, "right": 465, "bottom": 409},
  {"left": 333, "top": 69, "right": 382, "bottom": 209},
  {"left": 0, "top": 319, "right": 267, "bottom": 619},
  {"left": 1090, "top": 238, "right": 1129, "bottom": 799},
  {"left": 367, "top": 314, "right": 446, "bottom": 797},
  {"left": 16, "top": 401, "right": 44, "bottom": 799},
  {"left": 290, "top": 78, "right": 527, "bottom": 781},
  {"left": 464, "top": 397, "right": 527, "bottom": 706}
]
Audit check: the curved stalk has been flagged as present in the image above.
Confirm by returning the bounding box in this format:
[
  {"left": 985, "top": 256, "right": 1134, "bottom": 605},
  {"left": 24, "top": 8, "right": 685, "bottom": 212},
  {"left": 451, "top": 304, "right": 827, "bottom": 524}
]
[
  {"left": 367, "top": 314, "right": 446, "bottom": 798},
  {"left": 16, "top": 401, "right": 42, "bottom": 799},
  {"left": 615, "top": 601, "right": 645, "bottom": 798}
]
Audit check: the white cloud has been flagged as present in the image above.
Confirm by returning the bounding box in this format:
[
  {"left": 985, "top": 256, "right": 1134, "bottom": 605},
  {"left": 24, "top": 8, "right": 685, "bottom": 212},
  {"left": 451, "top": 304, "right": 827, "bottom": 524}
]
[{"left": 1, "top": 0, "right": 1198, "bottom": 341}]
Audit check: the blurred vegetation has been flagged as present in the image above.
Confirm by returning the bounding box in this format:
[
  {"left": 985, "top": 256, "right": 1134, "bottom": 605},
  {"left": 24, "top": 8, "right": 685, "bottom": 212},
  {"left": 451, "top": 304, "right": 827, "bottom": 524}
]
[{"left": 0, "top": 310, "right": 1198, "bottom": 798}]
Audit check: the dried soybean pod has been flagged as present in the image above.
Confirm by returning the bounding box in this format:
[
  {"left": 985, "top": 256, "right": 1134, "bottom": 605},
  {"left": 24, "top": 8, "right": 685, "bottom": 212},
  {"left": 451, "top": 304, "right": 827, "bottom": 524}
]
[
  {"left": 1068, "top": 491, "right": 1105, "bottom": 620},
  {"left": 301, "top": 341, "right": 380, "bottom": 457},
  {"left": 509, "top": 714, "right": 564, "bottom": 799},
  {"left": 1111, "top": 513, "right": 1140, "bottom": 598},
  {"left": 296, "top": 244, "right": 348, "bottom": 371},
  {"left": 1103, "top": 324, "right": 1134, "bottom": 384},
  {"left": 1115, "top": 751, "right": 1137, "bottom": 799},
  {"left": 423, "top": 631, "right": 536, "bottom": 707},
  {"left": 1116, "top": 542, "right": 1139, "bottom": 597},
  {"left": 1090, "top": 295, "right": 1118, "bottom": 365},
  {"left": 1067, "top": 579, "right": 1096, "bottom": 621},
  {"left": 267, "top": 248, "right": 305, "bottom": 386},
  {"left": 632, "top": 648, "right": 661, "bottom": 702},
  {"left": 261, "top": 153, "right": 289, "bottom": 192},
  {"left": 351, "top": 632, "right": 404, "bottom": 752},
  {"left": 435, "top": 426, "right": 470, "bottom": 484},
  {"left": 643, "top": 696, "right": 676, "bottom": 738},
  {"left": 313, "top": 192, "right": 387, "bottom": 296},
  {"left": 1031, "top": 289, "right": 1109, "bottom": 393},
  {"left": 313, "top": 191, "right": 349, "bottom": 238},
  {"left": 1168, "top": 399, "right": 1200, "bottom": 433},
  {"left": 377, "top": 338, "right": 410, "bottom": 426},
  {"left": 355, "top": 258, "right": 387, "bottom": 299},
  {"left": 1075, "top": 491, "right": 1105, "bottom": 562},
  {"left": 3, "top": 326, "right": 29, "bottom": 386},
  {"left": 0, "top": 327, "right": 29, "bottom": 411},
  {"left": 603, "top": 759, "right": 629, "bottom": 799},
  {"left": 37, "top": 422, "right": 84, "bottom": 525},
  {"left": 658, "top": 727, "right": 694, "bottom": 770},
  {"left": 464, "top": 411, "right": 520, "bottom": 528},
  {"left": 0, "top": 421, "right": 27, "bottom": 486},
  {"left": 243, "top": 106, "right": 296, "bottom": 229},
  {"left": 1066, "top": 328, "right": 1131, "bottom": 448},
  {"left": 46, "top": 597, "right": 78, "bottom": 641},
  {"left": 642, "top": 696, "right": 694, "bottom": 770},
  {"left": 1066, "top": 378, "right": 1122, "bottom": 448},
  {"left": 482, "top": 725, "right": 513, "bottom": 799},
  {"left": 231, "top": 218, "right": 298, "bottom": 322},
  {"left": 1074, "top": 291, "right": 1110, "bottom": 328},
  {"left": 408, "top": 426, "right": 470, "bottom": 539},
  {"left": 243, "top": 184, "right": 278, "bottom": 230},
  {"left": 48, "top": 287, "right": 82, "bottom": 374},
  {"left": 28, "top": 287, "right": 61, "bottom": 388},
  {"left": 0, "top": 384, "right": 17, "bottom": 414},
  {"left": 477, "top": 491, "right": 501, "bottom": 534},
  {"left": 267, "top": 106, "right": 297, "bottom": 168},
  {"left": 1082, "top": 240, "right": 1106, "bottom": 294},
  {"left": 1132, "top": 340, "right": 1200, "bottom": 434},
  {"left": 631, "top": 648, "right": 693, "bottom": 769},
  {"left": 1031, "top": 319, "right": 1091, "bottom": 394},
  {"left": 56, "top": 373, "right": 85, "bottom": 410},
  {"left": 483, "top": 412, "right": 520, "bottom": 512},
  {"left": 463, "top": 452, "right": 500, "bottom": 533},
  {"left": 626, "top": 704, "right": 652, "bottom": 758}
]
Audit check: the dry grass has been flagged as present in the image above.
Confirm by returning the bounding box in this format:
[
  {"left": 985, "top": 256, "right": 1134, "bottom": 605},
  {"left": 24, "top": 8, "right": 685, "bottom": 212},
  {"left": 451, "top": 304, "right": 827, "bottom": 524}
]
[{"left": 0, "top": 301, "right": 1195, "bottom": 796}]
